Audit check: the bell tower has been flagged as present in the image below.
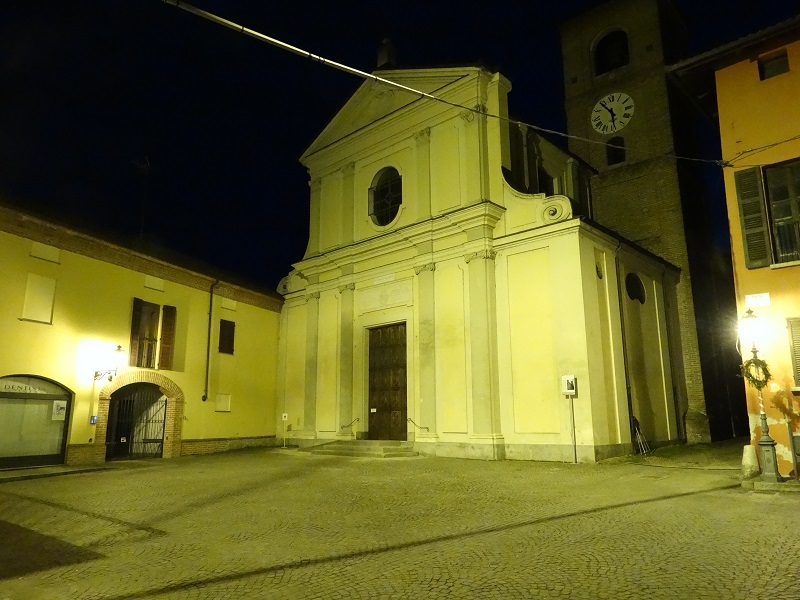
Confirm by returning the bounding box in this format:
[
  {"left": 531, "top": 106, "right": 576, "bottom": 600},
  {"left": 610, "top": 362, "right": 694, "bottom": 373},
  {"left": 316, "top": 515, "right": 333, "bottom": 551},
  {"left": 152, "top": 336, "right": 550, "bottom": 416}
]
[{"left": 560, "top": 0, "right": 745, "bottom": 442}]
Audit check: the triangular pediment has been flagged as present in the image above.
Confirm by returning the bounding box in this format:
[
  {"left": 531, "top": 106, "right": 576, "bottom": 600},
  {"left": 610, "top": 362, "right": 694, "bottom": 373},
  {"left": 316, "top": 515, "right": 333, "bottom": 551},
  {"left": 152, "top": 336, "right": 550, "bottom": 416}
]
[{"left": 302, "top": 67, "right": 481, "bottom": 161}]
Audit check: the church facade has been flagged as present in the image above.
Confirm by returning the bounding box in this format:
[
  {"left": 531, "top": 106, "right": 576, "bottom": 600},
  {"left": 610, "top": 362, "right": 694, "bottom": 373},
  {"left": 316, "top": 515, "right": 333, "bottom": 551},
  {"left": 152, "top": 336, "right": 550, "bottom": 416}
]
[{"left": 277, "top": 66, "right": 684, "bottom": 461}]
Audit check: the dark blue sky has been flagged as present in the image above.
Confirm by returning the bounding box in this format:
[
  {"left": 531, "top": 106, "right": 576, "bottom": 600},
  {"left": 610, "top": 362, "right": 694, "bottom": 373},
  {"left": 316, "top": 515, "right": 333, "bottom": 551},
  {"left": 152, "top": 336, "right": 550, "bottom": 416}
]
[{"left": 1, "top": 1, "right": 797, "bottom": 290}]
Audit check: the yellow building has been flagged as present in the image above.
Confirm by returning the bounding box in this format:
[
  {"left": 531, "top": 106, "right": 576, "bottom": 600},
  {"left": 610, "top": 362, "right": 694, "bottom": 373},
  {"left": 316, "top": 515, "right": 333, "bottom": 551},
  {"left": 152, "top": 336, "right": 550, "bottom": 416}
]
[
  {"left": 670, "top": 16, "right": 800, "bottom": 477},
  {"left": 277, "top": 66, "right": 686, "bottom": 461},
  {"left": 0, "top": 205, "right": 282, "bottom": 468}
]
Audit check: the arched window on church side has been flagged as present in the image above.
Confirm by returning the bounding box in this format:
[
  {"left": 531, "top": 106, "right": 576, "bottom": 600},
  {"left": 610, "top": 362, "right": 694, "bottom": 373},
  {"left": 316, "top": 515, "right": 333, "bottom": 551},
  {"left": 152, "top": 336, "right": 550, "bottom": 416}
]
[
  {"left": 607, "top": 136, "right": 626, "bottom": 166},
  {"left": 594, "top": 30, "right": 629, "bottom": 75}
]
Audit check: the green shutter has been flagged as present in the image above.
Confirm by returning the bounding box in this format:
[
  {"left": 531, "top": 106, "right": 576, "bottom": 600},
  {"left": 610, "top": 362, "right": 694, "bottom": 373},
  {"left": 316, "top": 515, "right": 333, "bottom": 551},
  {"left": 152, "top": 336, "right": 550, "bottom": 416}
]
[
  {"left": 788, "top": 318, "right": 800, "bottom": 386},
  {"left": 158, "top": 305, "right": 177, "bottom": 370},
  {"left": 735, "top": 168, "right": 771, "bottom": 268},
  {"left": 129, "top": 298, "right": 144, "bottom": 366}
]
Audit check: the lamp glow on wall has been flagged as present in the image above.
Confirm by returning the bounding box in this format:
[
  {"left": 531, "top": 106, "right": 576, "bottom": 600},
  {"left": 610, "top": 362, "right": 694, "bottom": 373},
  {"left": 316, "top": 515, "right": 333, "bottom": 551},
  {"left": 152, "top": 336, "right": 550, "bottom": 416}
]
[
  {"left": 738, "top": 308, "right": 782, "bottom": 483},
  {"left": 94, "top": 345, "right": 125, "bottom": 382}
]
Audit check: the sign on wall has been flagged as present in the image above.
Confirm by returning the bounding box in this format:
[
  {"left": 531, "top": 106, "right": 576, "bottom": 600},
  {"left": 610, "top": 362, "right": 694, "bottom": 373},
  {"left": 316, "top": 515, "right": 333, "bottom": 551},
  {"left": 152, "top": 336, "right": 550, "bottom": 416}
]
[{"left": 52, "top": 400, "right": 67, "bottom": 421}]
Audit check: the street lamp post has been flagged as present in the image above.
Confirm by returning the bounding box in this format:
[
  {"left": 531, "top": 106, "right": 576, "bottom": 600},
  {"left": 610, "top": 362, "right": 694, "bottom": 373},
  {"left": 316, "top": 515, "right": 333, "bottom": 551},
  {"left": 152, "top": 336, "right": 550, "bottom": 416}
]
[{"left": 739, "top": 309, "right": 782, "bottom": 483}]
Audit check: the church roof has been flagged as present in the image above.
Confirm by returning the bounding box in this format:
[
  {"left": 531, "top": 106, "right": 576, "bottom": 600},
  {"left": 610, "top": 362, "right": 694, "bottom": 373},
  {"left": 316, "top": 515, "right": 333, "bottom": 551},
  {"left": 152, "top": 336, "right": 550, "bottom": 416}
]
[{"left": 301, "top": 66, "right": 489, "bottom": 162}]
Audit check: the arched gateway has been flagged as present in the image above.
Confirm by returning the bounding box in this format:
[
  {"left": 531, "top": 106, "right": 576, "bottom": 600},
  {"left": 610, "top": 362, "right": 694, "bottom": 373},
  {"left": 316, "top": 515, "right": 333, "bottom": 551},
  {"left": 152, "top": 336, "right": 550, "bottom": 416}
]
[{"left": 95, "top": 372, "right": 184, "bottom": 463}]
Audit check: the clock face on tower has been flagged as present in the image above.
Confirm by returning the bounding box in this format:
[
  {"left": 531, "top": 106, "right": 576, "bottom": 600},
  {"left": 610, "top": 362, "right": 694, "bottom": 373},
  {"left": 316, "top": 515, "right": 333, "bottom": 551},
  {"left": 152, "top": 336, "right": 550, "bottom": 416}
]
[{"left": 590, "top": 92, "right": 635, "bottom": 134}]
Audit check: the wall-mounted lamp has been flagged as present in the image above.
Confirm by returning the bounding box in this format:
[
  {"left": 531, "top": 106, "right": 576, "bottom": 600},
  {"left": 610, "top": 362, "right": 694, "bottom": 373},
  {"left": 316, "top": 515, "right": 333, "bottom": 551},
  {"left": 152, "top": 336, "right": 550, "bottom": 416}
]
[
  {"left": 94, "top": 345, "right": 124, "bottom": 381},
  {"left": 738, "top": 308, "right": 763, "bottom": 356}
]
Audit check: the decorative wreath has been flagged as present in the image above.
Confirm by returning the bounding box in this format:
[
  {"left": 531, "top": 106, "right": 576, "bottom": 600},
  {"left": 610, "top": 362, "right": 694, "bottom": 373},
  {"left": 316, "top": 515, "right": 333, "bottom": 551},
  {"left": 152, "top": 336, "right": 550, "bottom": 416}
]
[{"left": 741, "top": 357, "right": 772, "bottom": 391}]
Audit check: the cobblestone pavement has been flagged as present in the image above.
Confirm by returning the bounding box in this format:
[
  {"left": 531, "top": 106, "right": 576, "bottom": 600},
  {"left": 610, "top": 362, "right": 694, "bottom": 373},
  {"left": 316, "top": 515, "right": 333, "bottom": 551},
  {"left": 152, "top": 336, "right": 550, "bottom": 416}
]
[{"left": 1, "top": 448, "right": 798, "bottom": 600}]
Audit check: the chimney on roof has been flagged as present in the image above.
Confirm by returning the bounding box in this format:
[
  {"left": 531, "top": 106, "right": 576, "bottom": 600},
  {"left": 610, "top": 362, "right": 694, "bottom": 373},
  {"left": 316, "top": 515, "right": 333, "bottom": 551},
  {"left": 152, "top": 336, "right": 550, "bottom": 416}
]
[{"left": 377, "top": 38, "right": 396, "bottom": 68}]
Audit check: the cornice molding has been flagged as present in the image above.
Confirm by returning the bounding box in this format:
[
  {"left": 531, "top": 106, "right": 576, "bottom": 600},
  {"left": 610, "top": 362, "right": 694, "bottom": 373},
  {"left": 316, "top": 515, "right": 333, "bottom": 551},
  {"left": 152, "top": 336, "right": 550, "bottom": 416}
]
[{"left": 292, "top": 201, "right": 507, "bottom": 277}]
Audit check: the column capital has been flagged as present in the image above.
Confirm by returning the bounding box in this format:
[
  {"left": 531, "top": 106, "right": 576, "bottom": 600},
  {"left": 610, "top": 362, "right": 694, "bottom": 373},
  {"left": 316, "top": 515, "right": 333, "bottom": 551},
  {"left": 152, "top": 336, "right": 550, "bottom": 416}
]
[
  {"left": 414, "top": 262, "right": 436, "bottom": 275},
  {"left": 464, "top": 250, "right": 496, "bottom": 264},
  {"left": 341, "top": 162, "right": 356, "bottom": 176},
  {"left": 338, "top": 283, "right": 356, "bottom": 293},
  {"left": 305, "top": 291, "right": 320, "bottom": 301},
  {"left": 413, "top": 127, "right": 431, "bottom": 142}
]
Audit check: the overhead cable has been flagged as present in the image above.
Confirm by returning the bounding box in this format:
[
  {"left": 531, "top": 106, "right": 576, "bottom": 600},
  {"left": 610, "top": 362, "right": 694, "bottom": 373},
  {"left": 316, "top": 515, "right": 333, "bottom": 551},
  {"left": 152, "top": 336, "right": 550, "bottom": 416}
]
[{"left": 162, "top": 0, "right": 727, "bottom": 168}]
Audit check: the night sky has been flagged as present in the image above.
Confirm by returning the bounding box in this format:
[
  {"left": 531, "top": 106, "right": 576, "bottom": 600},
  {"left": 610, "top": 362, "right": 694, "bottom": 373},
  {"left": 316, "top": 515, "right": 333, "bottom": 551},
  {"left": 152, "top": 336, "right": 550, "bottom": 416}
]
[{"left": 1, "top": 1, "right": 797, "bottom": 291}]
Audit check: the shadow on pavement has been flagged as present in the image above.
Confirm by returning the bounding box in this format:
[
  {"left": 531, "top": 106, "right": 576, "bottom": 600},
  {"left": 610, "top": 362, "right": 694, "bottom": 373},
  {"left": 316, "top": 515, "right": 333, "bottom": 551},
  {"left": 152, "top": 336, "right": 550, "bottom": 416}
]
[
  {"left": 0, "top": 520, "right": 103, "bottom": 580},
  {"left": 96, "top": 481, "right": 741, "bottom": 600}
]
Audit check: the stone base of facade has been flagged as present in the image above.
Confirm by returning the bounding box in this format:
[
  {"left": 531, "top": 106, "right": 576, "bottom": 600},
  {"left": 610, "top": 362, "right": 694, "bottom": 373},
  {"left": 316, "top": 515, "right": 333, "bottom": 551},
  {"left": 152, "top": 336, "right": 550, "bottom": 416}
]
[
  {"left": 65, "top": 436, "right": 279, "bottom": 465},
  {"left": 415, "top": 440, "right": 634, "bottom": 463},
  {"left": 179, "top": 436, "right": 278, "bottom": 456},
  {"left": 684, "top": 410, "right": 712, "bottom": 444},
  {"left": 65, "top": 443, "right": 105, "bottom": 466}
]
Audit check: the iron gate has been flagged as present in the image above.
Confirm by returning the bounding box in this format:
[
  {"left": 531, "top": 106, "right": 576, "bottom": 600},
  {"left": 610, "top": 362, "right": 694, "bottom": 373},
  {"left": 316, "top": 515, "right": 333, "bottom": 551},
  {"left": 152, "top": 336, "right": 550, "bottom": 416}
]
[{"left": 106, "top": 384, "right": 167, "bottom": 460}]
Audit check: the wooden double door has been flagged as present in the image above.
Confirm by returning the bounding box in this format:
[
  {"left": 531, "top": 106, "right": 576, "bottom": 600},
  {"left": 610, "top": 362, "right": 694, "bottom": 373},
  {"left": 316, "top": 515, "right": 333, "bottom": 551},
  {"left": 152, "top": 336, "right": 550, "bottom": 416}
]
[{"left": 368, "top": 323, "right": 407, "bottom": 441}]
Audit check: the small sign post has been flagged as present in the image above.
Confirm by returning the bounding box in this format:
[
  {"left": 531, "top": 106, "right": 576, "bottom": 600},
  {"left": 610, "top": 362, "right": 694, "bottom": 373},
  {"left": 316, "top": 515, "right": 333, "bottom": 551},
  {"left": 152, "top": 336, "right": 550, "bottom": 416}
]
[{"left": 282, "top": 413, "right": 288, "bottom": 448}]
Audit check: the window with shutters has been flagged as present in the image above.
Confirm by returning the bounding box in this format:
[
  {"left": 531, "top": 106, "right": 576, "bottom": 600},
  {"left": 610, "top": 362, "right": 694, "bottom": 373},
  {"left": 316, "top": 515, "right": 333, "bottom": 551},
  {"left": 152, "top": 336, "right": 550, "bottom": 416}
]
[
  {"left": 735, "top": 160, "right": 800, "bottom": 268},
  {"left": 789, "top": 318, "right": 800, "bottom": 386},
  {"left": 764, "top": 160, "right": 800, "bottom": 262},
  {"left": 219, "top": 319, "right": 235, "bottom": 355},
  {"left": 129, "top": 298, "right": 177, "bottom": 369}
]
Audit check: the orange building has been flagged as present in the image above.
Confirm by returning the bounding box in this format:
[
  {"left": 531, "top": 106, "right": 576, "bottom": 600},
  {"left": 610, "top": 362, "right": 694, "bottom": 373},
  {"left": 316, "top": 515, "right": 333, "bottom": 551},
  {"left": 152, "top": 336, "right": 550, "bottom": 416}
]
[{"left": 671, "top": 16, "right": 800, "bottom": 478}]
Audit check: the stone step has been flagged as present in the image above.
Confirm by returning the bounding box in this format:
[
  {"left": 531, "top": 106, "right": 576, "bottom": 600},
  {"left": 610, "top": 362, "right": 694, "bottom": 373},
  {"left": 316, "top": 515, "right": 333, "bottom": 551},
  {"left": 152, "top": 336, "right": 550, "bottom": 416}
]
[{"left": 306, "top": 440, "right": 418, "bottom": 458}]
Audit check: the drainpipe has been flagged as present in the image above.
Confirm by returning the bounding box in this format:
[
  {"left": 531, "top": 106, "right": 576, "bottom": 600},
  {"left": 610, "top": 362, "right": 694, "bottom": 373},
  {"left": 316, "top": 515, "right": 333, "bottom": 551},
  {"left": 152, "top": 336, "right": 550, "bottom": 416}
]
[{"left": 202, "top": 280, "right": 219, "bottom": 402}]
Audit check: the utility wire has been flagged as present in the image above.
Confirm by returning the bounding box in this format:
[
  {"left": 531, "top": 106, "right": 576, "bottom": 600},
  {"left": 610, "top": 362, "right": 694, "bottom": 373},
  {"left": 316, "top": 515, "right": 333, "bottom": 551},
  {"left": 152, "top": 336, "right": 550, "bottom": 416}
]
[
  {"left": 163, "top": 0, "right": 727, "bottom": 167},
  {"left": 724, "top": 133, "right": 800, "bottom": 167}
]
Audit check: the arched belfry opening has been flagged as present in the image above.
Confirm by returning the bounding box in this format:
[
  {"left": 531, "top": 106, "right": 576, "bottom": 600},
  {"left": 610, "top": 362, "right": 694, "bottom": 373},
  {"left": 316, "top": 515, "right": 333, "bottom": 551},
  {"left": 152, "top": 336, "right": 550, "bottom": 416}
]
[{"left": 594, "top": 30, "right": 629, "bottom": 75}]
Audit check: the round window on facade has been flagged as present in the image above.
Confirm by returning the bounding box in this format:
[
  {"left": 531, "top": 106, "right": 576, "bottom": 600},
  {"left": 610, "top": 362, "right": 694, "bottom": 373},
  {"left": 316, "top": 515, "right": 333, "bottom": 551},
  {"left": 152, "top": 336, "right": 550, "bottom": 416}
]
[
  {"left": 369, "top": 167, "right": 402, "bottom": 226},
  {"left": 625, "top": 272, "right": 646, "bottom": 304}
]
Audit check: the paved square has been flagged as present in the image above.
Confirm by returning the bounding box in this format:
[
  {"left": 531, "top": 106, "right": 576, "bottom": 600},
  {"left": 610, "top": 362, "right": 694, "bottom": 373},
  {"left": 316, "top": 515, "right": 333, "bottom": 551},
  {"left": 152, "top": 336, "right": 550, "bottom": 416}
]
[{"left": 0, "top": 449, "right": 797, "bottom": 599}]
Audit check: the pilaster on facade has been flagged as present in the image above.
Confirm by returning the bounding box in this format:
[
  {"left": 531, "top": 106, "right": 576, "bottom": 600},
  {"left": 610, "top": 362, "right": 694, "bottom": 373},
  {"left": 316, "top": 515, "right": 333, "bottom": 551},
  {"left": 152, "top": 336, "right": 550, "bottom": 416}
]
[
  {"left": 414, "top": 126, "right": 432, "bottom": 220},
  {"left": 415, "top": 259, "right": 438, "bottom": 439},
  {"left": 304, "top": 177, "right": 323, "bottom": 259},
  {"left": 340, "top": 162, "right": 356, "bottom": 244},
  {"left": 336, "top": 282, "right": 356, "bottom": 440},
  {"left": 465, "top": 242, "right": 502, "bottom": 444},
  {"left": 304, "top": 292, "right": 320, "bottom": 434}
]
